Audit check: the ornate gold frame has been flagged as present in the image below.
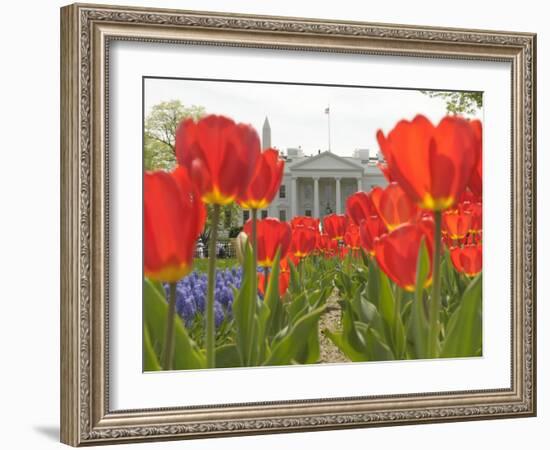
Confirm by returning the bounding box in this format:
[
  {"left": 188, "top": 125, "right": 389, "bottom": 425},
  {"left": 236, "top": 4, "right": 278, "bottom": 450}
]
[{"left": 60, "top": 3, "right": 536, "bottom": 446}]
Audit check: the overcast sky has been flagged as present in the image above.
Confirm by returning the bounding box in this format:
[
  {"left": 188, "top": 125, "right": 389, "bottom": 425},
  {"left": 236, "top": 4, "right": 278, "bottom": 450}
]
[{"left": 144, "top": 78, "right": 482, "bottom": 158}]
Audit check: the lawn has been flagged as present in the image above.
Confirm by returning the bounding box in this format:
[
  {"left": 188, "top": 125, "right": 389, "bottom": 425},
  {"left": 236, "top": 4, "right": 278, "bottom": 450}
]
[{"left": 192, "top": 258, "right": 239, "bottom": 273}]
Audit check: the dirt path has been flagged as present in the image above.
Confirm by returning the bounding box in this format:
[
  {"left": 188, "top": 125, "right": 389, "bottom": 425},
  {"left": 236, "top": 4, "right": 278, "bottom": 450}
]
[{"left": 318, "top": 292, "right": 349, "bottom": 364}]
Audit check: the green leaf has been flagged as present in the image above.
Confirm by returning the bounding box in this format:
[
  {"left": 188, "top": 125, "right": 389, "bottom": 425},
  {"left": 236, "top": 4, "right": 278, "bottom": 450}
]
[
  {"left": 288, "top": 259, "right": 300, "bottom": 294},
  {"left": 377, "top": 270, "right": 395, "bottom": 325},
  {"left": 263, "top": 249, "right": 282, "bottom": 339},
  {"left": 143, "top": 325, "right": 162, "bottom": 371},
  {"left": 307, "top": 287, "right": 331, "bottom": 309},
  {"left": 266, "top": 306, "right": 325, "bottom": 365},
  {"left": 294, "top": 322, "right": 320, "bottom": 364},
  {"left": 287, "top": 292, "right": 309, "bottom": 325},
  {"left": 340, "top": 299, "right": 369, "bottom": 355},
  {"left": 143, "top": 279, "right": 205, "bottom": 370},
  {"left": 367, "top": 260, "right": 380, "bottom": 308},
  {"left": 354, "top": 294, "right": 387, "bottom": 338},
  {"left": 215, "top": 344, "right": 241, "bottom": 368},
  {"left": 440, "top": 274, "right": 482, "bottom": 358},
  {"left": 336, "top": 271, "right": 353, "bottom": 299},
  {"left": 232, "top": 243, "right": 257, "bottom": 366},
  {"left": 377, "top": 270, "right": 406, "bottom": 358},
  {"left": 255, "top": 301, "right": 271, "bottom": 364},
  {"left": 325, "top": 329, "right": 368, "bottom": 362},
  {"left": 360, "top": 248, "right": 371, "bottom": 268},
  {"left": 409, "top": 239, "right": 430, "bottom": 359},
  {"left": 355, "top": 322, "right": 394, "bottom": 361}
]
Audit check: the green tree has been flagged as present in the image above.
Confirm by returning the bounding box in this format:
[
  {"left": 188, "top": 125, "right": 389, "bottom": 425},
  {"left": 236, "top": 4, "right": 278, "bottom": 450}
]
[
  {"left": 144, "top": 100, "right": 205, "bottom": 171},
  {"left": 144, "top": 138, "right": 176, "bottom": 171},
  {"left": 422, "top": 91, "right": 483, "bottom": 116}
]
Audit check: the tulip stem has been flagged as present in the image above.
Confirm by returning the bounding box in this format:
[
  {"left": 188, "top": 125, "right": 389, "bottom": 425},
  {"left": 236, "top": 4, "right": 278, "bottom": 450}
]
[
  {"left": 394, "top": 287, "right": 402, "bottom": 358},
  {"left": 245, "top": 208, "right": 259, "bottom": 366},
  {"left": 251, "top": 208, "right": 258, "bottom": 297},
  {"left": 206, "top": 204, "right": 220, "bottom": 368},
  {"left": 162, "top": 282, "right": 177, "bottom": 370},
  {"left": 265, "top": 267, "right": 270, "bottom": 290},
  {"left": 428, "top": 210, "right": 443, "bottom": 358}
]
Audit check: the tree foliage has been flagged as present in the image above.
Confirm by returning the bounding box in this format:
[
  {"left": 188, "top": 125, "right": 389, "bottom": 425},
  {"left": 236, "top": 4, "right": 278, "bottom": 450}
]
[
  {"left": 144, "top": 100, "right": 205, "bottom": 171},
  {"left": 422, "top": 91, "right": 483, "bottom": 116},
  {"left": 145, "top": 100, "right": 205, "bottom": 152},
  {"left": 144, "top": 138, "right": 176, "bottom": 172}
]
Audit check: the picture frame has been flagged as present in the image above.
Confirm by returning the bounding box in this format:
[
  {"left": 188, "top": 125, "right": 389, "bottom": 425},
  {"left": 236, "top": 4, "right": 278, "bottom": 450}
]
[{"left": 60, "top": 2, "right": 536, "bottom": 446}]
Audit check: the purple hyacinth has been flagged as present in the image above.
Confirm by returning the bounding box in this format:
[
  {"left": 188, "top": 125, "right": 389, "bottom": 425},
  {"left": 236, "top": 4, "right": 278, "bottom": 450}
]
[{"left": 164, "top": 267, "right": 243, "bottom": 328}]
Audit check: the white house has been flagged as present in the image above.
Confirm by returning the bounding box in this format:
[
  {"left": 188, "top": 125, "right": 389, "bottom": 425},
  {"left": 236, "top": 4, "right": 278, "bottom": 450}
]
[{"left": 242, "top": 117, "right": 388, "bottom": 224}]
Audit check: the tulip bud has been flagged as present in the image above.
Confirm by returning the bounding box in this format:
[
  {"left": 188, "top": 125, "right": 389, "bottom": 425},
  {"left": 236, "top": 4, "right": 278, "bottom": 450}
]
[{"left": 235, "top": 231, "right": 248, "bottom": 265}]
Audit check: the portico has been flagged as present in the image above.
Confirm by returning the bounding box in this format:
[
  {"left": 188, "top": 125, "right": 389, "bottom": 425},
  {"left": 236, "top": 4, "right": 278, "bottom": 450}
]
[
  {"left": 290, "top": 175, "right": 363, "bottom": 218},
  {"left": 250, "top": 151, "right": 387, "bottom": 224}
]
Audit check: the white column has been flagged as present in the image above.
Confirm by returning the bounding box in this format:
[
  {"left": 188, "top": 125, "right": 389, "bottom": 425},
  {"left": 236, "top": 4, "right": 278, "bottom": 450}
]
[
  {"left": 291, "top": 177, "right": 298, "bottom": 218},
  {"left": 356, "top": 176, "right": 362, "bottom": 192},
  {"left": 313, "top": 177, "right": 320, "bottom": 218},
  {"left": 335, "top": 177, "right": 341, "bottom": 214}
]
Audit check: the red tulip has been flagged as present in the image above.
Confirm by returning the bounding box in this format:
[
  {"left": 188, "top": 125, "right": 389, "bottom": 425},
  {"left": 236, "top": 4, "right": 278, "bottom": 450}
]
[
  {"left": 374, "top": 220, "right": 435, "bottom": 291},
  {"left": 338, "top": 246, "right": 351, "bottom": 260},
  {"left": 369, "top": 186, "right": 384, "bottom": 215},
  {"left": 237, "top": 149, "right": 285, "bottom": 209},
  {"left": 377, "top": 115, "right": 479, "bottom": 211},
  {"left": 442, "top": 233, "right": 455, "bottom": 250},
  {"left": 374, "top": 182, "right": 419, "bottom": 231},
  {"left": 450, "top": 244, "right": 482, "bottom": 277},
  {"left": 468, "top": 120, "right": 483, "bottom": 197},
  {"left": 346, "top": 191, "right": 375, "bottom": 226},
  {"left": 243, "top": 218, "right": 291, "bottom": 267},
  {"left": 315, "top": 232, "right": 325, "bottom": 252},
  {"left": 450, "top": 230, "right": 482, "bottom": 249},
  {"left": 278, "top": 260, "right": 291, "bottom": 296},
  {"left": 460, "top": 201, "right": 482, "bottom": 233},
  {"left": 344, "top": 224, "right": 361, "bottom": 250},
  {"left": 315, "top": 232, "right": 326, "bottom": 253},
  {"left": 279, "top": 270, "right": 290, "bottom": 296},
  {"left": 471, "top": 204, "right": 482, "bottom": 233},
  {"left": 459, "top": 189, "right": 481, "bottom": 205},
  {"left": 176, "top": 115, "right": 261, "bottom": 205},
  {"left": 316, "top": 233, "right": 338, "bottom": 256},
  {"left": 290, "top": 225, "right": 317, "bottom": 258},
  {"left": 258, "top": 269, "right": 290, "bottom": 298},
  {"left": 442, "top": 209, "right": 472, "bottom": 240},
  {"left": 323, "top": 214, "right": 347, "bottom": 241},
  {"left": 144, "top": 167, "right": 205, "bottom": 282},
  {"left": 471, "top": 231, "right": 483, "bottom": 245},
  {"left": 282, "top": 253, "right": 301, "bottom": 269},
  {"left": 358, "top": 215, "right": 387, "bottom": 256},
  {"left": 291, "top": 216, "right": 320, "bottom": 231}
]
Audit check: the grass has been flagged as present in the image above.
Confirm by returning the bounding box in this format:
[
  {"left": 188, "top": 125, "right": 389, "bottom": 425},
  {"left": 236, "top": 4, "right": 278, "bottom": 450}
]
[{"left": 193, "top": 258, "right": 239, "bottom": 273}]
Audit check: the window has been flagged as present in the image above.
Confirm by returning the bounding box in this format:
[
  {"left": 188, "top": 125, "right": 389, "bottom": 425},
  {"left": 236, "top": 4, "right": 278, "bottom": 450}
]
[
  {"left": 305, "top": 209, "right": 312, "bottom": 217},
  {"left": 279, "top": 210, "right": 287, "bottom": 222},
  {"left": 279, "top": 184, "right": 286, "bottom": 198},
  {"left": 261, "top": 210, "right": 268, "bottom": 219},
  {"left": 243, "top": 210, "right": 250, "bottom": 224}
]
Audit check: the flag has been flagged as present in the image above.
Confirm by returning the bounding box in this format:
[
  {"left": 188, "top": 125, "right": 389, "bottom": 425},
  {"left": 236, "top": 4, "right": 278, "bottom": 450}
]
[{"left": 324, "top": 107, "right": 330, "bottom": 114}]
